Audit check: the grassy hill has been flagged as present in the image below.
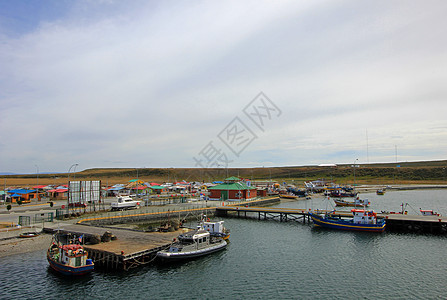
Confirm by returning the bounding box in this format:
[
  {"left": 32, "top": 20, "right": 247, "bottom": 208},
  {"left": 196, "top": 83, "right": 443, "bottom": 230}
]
[{"left": 3, "top": 160, "right": 447, "bottom": 187}]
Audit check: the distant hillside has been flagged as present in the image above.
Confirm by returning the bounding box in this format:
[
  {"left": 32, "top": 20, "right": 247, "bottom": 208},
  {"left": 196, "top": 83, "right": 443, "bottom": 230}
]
[{"left": 3, "top": 160, "right": 447, "bottom": 186}]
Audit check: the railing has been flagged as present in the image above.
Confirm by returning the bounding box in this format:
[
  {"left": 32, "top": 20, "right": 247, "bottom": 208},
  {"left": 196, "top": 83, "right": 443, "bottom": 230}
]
[{"left": 76, "top": 196, "right": 279, "bottom": 225}]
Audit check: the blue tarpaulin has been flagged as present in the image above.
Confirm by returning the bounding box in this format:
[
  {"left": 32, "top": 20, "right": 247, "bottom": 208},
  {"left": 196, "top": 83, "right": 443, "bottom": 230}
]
[{"left": 8, "top": 189, "right": 36, "bottom": 194}]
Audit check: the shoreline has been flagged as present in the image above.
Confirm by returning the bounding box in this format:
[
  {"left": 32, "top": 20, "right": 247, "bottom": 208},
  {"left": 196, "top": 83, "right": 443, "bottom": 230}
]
[
  {"left": 1, "top": 185, "right": 446, "bottom": 259},
  {"left": 0, "top": 234, "right": 52, "bottom": 258}
]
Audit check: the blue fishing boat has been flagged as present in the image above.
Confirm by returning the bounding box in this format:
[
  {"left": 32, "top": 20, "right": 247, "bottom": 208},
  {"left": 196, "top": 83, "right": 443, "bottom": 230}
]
[
  {"left": 47, "top": 234, "right": 94, "bottom": 276},
  {"left": 309, "top": 209, "right": 386, "bottom": 232}
]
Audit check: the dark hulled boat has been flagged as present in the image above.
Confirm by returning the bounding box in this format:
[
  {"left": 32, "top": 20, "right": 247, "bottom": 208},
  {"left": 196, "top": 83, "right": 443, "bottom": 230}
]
[{"left": 309, "top": 209, "right": 386, "bottom": 233}]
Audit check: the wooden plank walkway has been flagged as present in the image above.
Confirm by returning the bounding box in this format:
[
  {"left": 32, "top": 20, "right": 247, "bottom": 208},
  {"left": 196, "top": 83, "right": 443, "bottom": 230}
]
[
  {"left": 216, "top": 206, "right": 447, "bottom": 233},
  {"left": 216, "top": 206, "right": 311, "bottom": 223}
]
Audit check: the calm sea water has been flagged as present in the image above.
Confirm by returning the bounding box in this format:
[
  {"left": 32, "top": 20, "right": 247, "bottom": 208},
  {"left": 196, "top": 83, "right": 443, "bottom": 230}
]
[{"left": 1, "top": 189, "right": 447, "bottom": 299}]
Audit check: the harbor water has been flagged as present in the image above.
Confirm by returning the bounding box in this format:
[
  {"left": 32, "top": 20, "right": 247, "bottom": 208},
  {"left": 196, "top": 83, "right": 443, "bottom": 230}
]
[{"left": 1, "top": 189, "right": 447, "bottom": 299}]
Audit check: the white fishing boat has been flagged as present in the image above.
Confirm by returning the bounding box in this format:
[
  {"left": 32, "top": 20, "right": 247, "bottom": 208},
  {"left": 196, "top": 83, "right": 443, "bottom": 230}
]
[
  {"left": 156, "top": 227, "right": 227, "bottom": 262},
  {"left": 333, "top": 197, "right": 370, "bottom": 207},
  {"left": 110, "top": 195, "right": 141, "bottom": 211}
]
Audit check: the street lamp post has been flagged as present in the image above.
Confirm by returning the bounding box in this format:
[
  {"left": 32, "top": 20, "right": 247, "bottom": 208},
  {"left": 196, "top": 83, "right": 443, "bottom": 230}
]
[
  {"left": 73, "top": 164, "right": 78, "bottom": 181},
  {"left": 67, "top": 163, "right": 78, "bottom": 183},
  {"left": 67, "top": 163, "right": 78, "bottom": 213},
  {"left": 353, "top": 159, "right": 359, "bottom": 186}
]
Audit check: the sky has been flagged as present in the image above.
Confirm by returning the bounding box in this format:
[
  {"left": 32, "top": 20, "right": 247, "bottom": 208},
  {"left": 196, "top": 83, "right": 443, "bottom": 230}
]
[{"left": 1, "top": 0, "right": 447, "bottom": 174}]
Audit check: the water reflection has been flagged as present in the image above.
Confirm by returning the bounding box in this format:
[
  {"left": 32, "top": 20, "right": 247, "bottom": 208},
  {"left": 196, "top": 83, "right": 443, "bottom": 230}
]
[{"left": 1, "top": 190, "right": 447, "bottom": 299}]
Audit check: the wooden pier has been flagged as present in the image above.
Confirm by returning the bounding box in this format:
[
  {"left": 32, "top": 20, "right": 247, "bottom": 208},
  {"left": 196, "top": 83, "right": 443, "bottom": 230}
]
[
  {"left": 216, "top": 206, "right": 311, "bottom": 223},
  {"left": 216, "top": 206, "right": 447, "bottom": 234}
]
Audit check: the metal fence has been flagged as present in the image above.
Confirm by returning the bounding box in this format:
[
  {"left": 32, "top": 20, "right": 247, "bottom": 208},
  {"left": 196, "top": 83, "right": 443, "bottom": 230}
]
[{"left": 34, "top": 212, "right": 54, "bottom": 223}]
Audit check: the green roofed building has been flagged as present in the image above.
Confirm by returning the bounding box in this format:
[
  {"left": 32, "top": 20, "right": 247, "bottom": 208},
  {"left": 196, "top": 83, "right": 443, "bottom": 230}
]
[
  {"left": 208, "top": 177, "right": 257, "bottom": 201},
  {"left": 150, "top": 185, "right": 169, "bottom": 194}
]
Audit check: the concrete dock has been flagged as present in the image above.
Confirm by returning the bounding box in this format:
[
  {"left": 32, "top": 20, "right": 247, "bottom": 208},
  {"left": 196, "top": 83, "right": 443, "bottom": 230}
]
[{"left": 45, "top": 224, "right": 189, "bottom": 271}]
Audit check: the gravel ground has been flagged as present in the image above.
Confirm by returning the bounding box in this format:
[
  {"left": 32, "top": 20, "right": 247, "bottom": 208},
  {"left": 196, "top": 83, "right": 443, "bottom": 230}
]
[{"left": 0, "top": 234, "right": 52, "bottom": 258}]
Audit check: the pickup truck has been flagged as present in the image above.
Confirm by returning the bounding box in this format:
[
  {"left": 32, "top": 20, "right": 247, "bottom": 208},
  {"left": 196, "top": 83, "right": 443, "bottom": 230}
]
[{"left": 110, "top": 196, "right": 141, "bottom": 211}]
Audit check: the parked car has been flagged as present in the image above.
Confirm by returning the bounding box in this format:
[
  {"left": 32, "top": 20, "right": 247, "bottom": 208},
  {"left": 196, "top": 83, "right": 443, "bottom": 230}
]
[{"left": 68, "top": 202, "right": 87, "bottom": 208}]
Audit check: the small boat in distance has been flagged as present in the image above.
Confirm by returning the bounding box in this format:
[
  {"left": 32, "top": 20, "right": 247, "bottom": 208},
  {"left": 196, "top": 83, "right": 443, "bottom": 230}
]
[
  {"left": 47, "top": 233, "right": 94, "bottom": 276},
  {"left": 156, "top": 227, "right": 227, "bottom": 262},
  {"left": 19, "top": 232, "right": 40, "bottom": 238},
  {"left": 420, "top": 209, "right": 441, "bottom": 217},
  {"left": 333, "top": 197, "right": 370, "bottom": 207},
  {"left": 286, "top": 188, "right": 308, "bottom": 197},
  {"left": 309, "top": 209, "right": 386, "bottom": 233},
  {"left": 329, "top": 190, "right": 357, "bottom": 198},
  {"left": 279, "top": 194, "right": 298, "bottom": 199},
  {"left": 110, "top": 195, "right": 141, "bottom": 211}
]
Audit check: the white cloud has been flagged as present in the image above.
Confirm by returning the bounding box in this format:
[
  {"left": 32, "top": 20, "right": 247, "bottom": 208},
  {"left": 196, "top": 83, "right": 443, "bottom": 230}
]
[{"left": 1, "top": 0, "right": 447, "bottom": 173}]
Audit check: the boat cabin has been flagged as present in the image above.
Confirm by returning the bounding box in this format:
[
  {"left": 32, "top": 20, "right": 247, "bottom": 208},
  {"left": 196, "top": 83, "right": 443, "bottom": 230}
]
[
  {"left": 117, "top": 196, "right": 134, "bottom": 204},
  {"left": 52, "top": 244, "right": 89, "bottom": 267},
  {"left": 203, "top": 221, "right": 224, "bottom": 235},
  {"left": 420, "top": 209, "right": 440, "bottom": 216},
  {"left": 352, "top": 209, "right": 377, "bottom": 224},
  {"left": 169, "top": 229, "right": 211, "bottom": 253}
]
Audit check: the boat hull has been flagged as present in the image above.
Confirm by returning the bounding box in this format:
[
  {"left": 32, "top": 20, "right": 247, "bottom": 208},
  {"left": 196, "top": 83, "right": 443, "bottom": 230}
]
[
  {"left": 47, "top": 252, "right": 94, "bottom": 276},
  {"left": 211, "top": 232, "right": 230, "bottom": 240},
  {"left": 19, "top": 232, "right": 40, "bottom": 238},
  {"left": 280, "top": 195, "right": 298, "bottom": 199},
  {"left": 157, "top": 240, "right": 227, "bottom": 262},
  {"left": 309, "top": 213, "right": 386, "bottom": 233},
  {"left": 330, "top": 192, "right": 357, "bottom": 197},
  {"left": 333, "top": 199, "right": 370, "bottom": 207}
]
